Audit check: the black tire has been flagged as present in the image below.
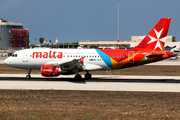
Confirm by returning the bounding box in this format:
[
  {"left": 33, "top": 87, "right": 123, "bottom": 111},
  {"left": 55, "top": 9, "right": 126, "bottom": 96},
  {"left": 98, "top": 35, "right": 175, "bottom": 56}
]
[
  {"left": 85, "top": 73, "right": 92, "bottom": 79},
  {"left": 26, "top": 75, "right": 31, "bottom": 79},
  {"left": 75, "top": 74, "right": 82, "bottom": 80}
]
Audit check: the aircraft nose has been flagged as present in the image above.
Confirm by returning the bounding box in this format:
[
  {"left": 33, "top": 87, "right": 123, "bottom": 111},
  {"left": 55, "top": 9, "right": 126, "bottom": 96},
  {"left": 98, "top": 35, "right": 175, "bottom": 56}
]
[{"left": 4, "top": 57, "right": 11, "bottom": 66}]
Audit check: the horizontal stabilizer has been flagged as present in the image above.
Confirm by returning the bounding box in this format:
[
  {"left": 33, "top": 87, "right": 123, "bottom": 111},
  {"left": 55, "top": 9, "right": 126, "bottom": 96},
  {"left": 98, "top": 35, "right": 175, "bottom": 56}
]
[
  {"left": 145, "top": 53, "right": 164, "bottom": 60},
  {"left": 146, "top": 53, "right": 164, "bottom": 57}
]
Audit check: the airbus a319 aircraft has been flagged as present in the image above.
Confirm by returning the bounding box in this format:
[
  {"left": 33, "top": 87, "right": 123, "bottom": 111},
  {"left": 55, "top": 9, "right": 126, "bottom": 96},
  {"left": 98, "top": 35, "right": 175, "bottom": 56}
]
[{"left": 4, "top": 18, "right": 175, "bottom": 80}]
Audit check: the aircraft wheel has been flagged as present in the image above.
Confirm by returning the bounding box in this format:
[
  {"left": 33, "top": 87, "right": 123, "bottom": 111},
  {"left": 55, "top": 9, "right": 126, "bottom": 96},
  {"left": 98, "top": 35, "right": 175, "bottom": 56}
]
[
  {"left": 75, "top": 74, "right": 82, "bottom": 80},
  {"left": 26, "top": 69, "right": 32, "bottom": 79},
  {"left": 26, "top": 75, "right": 31, "bottom": 79},
  {"left": 85, "top": 73, "right": 92, "bottom": 79}
]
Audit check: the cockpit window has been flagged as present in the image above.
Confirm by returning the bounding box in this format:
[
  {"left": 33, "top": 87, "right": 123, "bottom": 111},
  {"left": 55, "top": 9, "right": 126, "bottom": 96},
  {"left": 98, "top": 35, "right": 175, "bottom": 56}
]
[{"left": 11, "top": 54, "right": 17, "bottom": 57}]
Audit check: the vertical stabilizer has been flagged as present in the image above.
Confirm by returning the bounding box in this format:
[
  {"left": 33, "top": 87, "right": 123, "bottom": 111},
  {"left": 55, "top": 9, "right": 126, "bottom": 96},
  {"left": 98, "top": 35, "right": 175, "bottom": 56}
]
[{"left": 134, "top": 18, "right": 171, "bottom": 51}]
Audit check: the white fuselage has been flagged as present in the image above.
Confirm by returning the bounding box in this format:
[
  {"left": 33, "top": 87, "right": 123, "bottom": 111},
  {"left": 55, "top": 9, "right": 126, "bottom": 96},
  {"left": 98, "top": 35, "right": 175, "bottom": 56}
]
[{"left": 4, "top": 48, "right": 111, "bottom": 71}]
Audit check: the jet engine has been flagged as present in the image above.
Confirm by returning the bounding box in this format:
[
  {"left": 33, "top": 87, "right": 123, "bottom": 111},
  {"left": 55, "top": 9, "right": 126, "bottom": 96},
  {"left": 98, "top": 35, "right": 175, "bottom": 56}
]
[{"left": 41, "top": 65, "right": 62, "bottom": 77}]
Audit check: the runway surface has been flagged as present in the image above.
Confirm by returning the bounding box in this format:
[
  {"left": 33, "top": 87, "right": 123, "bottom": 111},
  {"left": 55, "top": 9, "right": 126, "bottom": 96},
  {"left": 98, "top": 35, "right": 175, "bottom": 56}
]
[
  {"left": 147, "top": 58, "right": 180, "bottom": 65},
  {"left": 0, "top": 74, "right": 180, "bottom": 92}
]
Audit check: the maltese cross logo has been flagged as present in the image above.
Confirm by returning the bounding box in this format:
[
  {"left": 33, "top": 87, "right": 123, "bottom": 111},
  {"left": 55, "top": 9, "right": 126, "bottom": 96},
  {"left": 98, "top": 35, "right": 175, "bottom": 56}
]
[{"left": 147, "top": 28, "right": 166, "bottom": 50}]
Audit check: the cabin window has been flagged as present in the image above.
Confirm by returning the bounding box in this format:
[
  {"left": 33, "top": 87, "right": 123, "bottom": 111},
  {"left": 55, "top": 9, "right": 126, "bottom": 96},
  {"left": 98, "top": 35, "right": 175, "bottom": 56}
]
[{"left": 12, "top": 54, "right": 17, "bottom": 57}]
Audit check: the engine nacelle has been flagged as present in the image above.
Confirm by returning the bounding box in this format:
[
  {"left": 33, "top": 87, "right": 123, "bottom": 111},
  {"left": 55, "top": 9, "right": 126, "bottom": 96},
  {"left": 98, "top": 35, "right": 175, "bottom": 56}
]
[{"left": 41, "top": 65, "right": 62, "bottom": 77}]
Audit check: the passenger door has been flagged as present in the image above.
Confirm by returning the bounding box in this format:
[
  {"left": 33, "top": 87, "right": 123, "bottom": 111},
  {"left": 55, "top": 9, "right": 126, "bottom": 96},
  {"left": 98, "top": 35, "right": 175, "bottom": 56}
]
[{"left": 22, "top": 51, "right": 28, "bottom": 62}]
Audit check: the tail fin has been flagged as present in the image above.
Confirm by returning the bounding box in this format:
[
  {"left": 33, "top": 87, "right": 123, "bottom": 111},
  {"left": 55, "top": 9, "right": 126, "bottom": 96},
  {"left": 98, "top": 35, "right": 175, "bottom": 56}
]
[{"left": 134, "top": 18, "right": 171, "bottom": 51}]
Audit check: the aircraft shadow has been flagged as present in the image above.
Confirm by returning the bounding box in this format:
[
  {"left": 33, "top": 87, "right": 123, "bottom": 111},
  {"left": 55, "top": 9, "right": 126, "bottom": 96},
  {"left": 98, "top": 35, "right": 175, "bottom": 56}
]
[
  {"left": 0, "top": 77, "right": 86, "bottom": 84},
  {"left": 0, "top": 77, "right": 180, "bottom": 84}
]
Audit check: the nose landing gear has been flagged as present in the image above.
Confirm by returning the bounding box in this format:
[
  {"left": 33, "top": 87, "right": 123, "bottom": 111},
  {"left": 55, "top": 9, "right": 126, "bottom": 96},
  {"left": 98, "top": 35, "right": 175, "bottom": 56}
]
[{"left": 26, "top": 69, "right": 31, "bottom": 79}]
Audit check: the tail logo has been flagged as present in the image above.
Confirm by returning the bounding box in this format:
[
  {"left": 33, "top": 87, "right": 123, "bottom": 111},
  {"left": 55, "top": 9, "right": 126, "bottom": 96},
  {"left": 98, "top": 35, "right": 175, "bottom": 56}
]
[{"left": 147, "top": 28, "right": 166, "bottom": 50}]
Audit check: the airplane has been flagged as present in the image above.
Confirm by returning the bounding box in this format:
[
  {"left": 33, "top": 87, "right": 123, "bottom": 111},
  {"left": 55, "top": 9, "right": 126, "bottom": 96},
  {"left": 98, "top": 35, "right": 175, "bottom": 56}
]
[{"left": 4, "top": 18, "right": 175, "bottom": 80}]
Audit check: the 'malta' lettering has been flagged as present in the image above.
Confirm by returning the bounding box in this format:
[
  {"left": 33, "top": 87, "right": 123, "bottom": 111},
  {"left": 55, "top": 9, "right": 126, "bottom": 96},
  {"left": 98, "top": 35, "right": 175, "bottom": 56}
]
[{"left": 32, "top": 51, "right": 63, "bottom": 59}]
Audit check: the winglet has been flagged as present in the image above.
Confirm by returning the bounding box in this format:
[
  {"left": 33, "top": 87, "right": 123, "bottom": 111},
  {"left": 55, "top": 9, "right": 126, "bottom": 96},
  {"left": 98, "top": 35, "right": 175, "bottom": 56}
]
[{"left": 79, "top": 56, "right": 85, "bottom": 62}]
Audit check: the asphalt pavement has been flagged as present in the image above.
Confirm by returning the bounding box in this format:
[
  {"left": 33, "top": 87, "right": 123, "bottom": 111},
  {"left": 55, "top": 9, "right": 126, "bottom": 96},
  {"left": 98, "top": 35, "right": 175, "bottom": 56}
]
[{"left": 0, "top": 74, "right": 180, "bottom": 92}]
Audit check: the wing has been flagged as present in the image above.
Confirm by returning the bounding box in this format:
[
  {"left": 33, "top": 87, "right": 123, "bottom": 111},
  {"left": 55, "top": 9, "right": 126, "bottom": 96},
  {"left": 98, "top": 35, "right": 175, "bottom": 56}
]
[
  {"left": 60, "top": 59, "right": 84, "bottom": 70},
  {"left": 45, "top": 56, "right": 85, "bottom": 71}
]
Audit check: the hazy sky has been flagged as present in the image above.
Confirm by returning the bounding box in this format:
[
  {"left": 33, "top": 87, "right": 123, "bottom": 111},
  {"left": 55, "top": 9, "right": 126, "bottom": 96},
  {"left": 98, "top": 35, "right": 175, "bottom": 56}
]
[{"left": 1, "top": 0, "right": 180, "bottom": 44}]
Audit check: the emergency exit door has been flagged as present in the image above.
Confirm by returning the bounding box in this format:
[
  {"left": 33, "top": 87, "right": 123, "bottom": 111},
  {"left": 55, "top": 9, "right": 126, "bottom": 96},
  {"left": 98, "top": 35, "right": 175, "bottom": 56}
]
[{"left": 128, "top": 51, "right": 134, "bottom": 63}]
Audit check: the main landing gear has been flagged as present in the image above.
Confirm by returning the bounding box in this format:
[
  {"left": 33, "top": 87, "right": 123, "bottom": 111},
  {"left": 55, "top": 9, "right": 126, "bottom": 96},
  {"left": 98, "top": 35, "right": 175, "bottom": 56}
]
[
  {"left": 74, "top": 74, "right": 82, "bottom": 80},
  {"left": 85, "top": 72, "right": 91, "bottom": 79},
  {"left": 74, "top": 71, "right": 92, "bottom": 80},
  {"left": 26, "top": 69, "right": 31, "bottom": 79}
]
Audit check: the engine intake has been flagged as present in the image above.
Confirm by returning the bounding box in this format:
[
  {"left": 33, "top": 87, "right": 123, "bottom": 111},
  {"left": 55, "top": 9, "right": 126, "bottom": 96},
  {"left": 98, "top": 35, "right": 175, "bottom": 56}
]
[{"left": 41, "top": 65, "right": 61, "bottom": 77}]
